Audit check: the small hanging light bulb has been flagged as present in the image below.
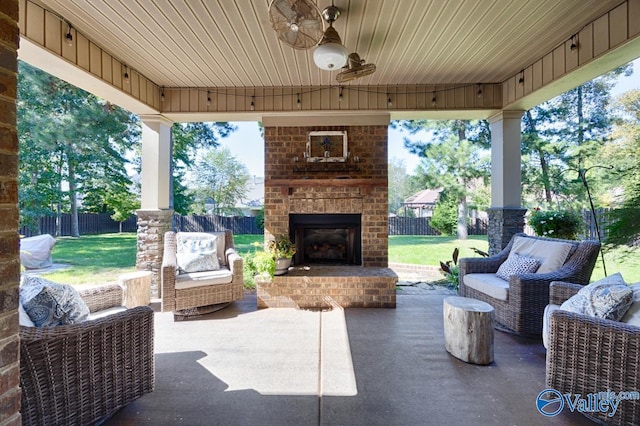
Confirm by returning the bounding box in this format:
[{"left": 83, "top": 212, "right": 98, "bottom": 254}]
[
  {"left": 518, "top": 71, "right": 524, "bottom": 87},
  {"left": 123, "top": 65, "right": 130, "bottom": 84},
  {"left": 250, "top": 95, "right": 255, "bottom": 111},
  {"left": 65, "top": 23, "right": 73, "bottom": 47},
  {"left": 338, "top": 87, "right": 343, "bottom": 102},
  {"left": 296, "top": 93, "right": 301, "bottom": 109},
  {"left": 477, "top": 84, "right": 483, "bottom": 98},
  {"left": 431, "top": 92, "right": 436, "bottom": 106},
  {"left": 387, "top": 94, "right": 392, "bottom": 107},
  {"left": 160, "top": 88, "right": 165, "bottom": 103},
  {"left": 570, "top": 35, "right": 578, "bottom": 53},
  {"left": 206, "top": 91, "right": 211, "bottom": 106}
]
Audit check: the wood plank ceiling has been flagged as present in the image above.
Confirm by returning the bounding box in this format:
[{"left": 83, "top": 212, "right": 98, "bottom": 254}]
[{"left": 33, "top": 0, "right": 625, "bottom": 90}]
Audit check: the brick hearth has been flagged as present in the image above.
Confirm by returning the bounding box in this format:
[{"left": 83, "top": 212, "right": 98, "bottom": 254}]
[{"left": 262, "top": 120, "right": 398, "bottom": 308}]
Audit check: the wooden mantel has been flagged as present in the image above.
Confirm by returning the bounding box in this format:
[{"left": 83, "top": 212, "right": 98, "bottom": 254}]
[{"left": 266, "top": 179, "right": 387, "bottom": 195}]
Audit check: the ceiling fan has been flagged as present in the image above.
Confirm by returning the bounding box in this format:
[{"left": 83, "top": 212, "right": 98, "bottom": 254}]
[
  {"left": 268, "top": 0, "right": 324, "bottom": 50},
  {"left": 269, "top": 1, "right": 376, "bottom": 81},
  {"left": 336, "top": 52, "right": 376, "bottom": 83}
]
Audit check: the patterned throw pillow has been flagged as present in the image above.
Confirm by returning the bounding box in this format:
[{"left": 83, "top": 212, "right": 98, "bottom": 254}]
[
  {"left": 560, "top": 273, "right": 632, "bottom": 321},
  {"left": 19, "top": 275, "right": 90, "bottom": 327},
  {"left": 176, "top": 233, "right": 220, "bottom": 273},
  {"left": 495, "top": 253, "right": 541, "bottom": 281}
]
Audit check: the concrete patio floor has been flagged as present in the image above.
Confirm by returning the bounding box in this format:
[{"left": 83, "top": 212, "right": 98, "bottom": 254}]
[{"left": 106, "top": 291, "right": 589, "bottom": 425}]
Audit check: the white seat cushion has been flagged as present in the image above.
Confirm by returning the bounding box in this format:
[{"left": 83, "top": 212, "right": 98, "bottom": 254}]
[
  {"left": 542, "top": 304, "right": 560, "bottom": 349},
  {"left": 175, "top": 268, "right": 233, "bottom": 289},
  {"left": 621, "top": 283, "right": 640, "bottom": 326},
  {"left": 510, "top": 236, "right": 573, "bottom": 273},
  {"left": 89, "top": 306, "right": 128, "bottom": 320},
  {"left": 463, "top": 273, "right": 509, "bottom": 301}
]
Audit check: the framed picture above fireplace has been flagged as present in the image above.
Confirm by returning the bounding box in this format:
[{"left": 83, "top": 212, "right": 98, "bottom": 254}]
[{"left": 305, "top": 131, "right": 348, "bottom": 163}]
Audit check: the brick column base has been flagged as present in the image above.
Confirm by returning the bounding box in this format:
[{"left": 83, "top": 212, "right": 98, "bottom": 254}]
[
  {"left": 136, "top": 209, "right": 173, "bottom": 298},
  {"left": 487, "top": 208, "right": 527, "bottom": 255}
]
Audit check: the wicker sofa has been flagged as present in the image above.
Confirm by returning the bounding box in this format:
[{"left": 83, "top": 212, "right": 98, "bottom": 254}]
[
  {"left": 161, "top": 230, "right": 243, "bottom": 316},
  {"left": 546, "top": 281, "right": 640, "bottom": 425},
  {"left": 459, "top": 233, "right": 601, "bottom": 337},
  {"left": 20, "top": 284, "right": 155, "bottom": 426}
]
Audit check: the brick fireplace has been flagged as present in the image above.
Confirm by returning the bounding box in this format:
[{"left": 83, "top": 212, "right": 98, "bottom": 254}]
[{"left": 260, "top": 115, "right": 398, "bottom": 309}]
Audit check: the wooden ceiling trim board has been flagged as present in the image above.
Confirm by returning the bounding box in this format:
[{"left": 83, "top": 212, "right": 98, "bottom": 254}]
[{"left": 243, "top": 1, "right": 285, "bottom": 87}]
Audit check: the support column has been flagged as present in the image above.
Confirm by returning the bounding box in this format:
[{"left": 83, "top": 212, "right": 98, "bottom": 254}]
[
  {"left": 136, "top": 115, "right": 173, "bottom": 297},
  {"left": 488, "top": 111, "right": 526, "bottom": 255}
]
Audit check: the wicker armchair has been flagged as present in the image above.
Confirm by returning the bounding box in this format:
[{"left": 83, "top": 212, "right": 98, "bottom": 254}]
[
  {"left": 20, "top": 284, "right": 155, "bottom": 426},
  {"left": 459, "top": 233, "right": 601, "bottom": 337},
  {"left": 161, "top": 230, "right": 243, "bottom": 315},
  {"left": 546, "top": 281, "right": 640, "bottom": 426}
]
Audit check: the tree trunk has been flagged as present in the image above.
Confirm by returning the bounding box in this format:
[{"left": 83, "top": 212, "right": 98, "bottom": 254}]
[
  {"left": 524, "top": 111, "right": 553, "bottom": 204},
  {"left": 457, "top": 194, "right": 468, "bottom": 240},
  {"left": 68, "top": 159, "right": 80, "bottom": 238}
]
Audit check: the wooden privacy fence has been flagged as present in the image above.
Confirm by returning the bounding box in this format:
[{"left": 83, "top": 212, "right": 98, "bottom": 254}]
[
  {"left": 172, "top": 214, "right": 262, "bottom": 234},
  {"left": 19, "top": 208, "right": 612, "bottom": 238},
  {"left": 19, "top": 213, "right": 137, "bottom": 237},
  {"left": 388, "top": 217, "right": 488, "bottom": 236}
]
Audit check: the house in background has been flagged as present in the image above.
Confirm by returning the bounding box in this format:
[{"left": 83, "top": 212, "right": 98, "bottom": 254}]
[
  {"left": 237, "top": 176, "right": 264, "bottom": 217},
  {"left": 403, "top": 189, "right": 441, "bottom": 217}
]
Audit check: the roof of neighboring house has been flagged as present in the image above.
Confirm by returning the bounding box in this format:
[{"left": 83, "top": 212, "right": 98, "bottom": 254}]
[{"left": 403, "top": 189, "right": 440, "bottom": 207}]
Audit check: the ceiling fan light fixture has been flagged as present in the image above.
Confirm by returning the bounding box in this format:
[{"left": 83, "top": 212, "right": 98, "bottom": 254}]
[
  {"left": 314, "top": 6, "right": 348, "bottom": 70},
  {"left": 314, "top": 41, "right": 348, "bottom": 70}
]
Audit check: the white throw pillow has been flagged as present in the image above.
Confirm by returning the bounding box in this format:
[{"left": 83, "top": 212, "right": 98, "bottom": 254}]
[
  {"left": 560, "top": 273, "right": 632, "bottom": 321},
  {"left": 495, "top": 253, "right": 540, "bottom": 281},
  {"left": 176, "top": 233, "right": 220, "bottom": 273},
  {"left": 510, "top": 236, "right": 573, "bottom": 274}
]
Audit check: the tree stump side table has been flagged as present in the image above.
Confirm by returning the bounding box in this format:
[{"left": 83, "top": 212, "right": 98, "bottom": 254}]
[
  {"left": 118, "top": 271, "right": 152, "bottom": 308},
  {"left": 443, "top": 296, "right": 494, "bottom": 365}
]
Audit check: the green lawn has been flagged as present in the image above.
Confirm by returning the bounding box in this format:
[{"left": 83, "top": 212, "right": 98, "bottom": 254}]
[{"left": 35, "top": 232, "right": 640, "bottom": 286}]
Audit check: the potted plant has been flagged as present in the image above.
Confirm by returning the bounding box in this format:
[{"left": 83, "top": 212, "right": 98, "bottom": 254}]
[
  {"left": 251, "top": 248, "right": 276, "bottom": 282},
  {"left": 268, "top": 234, "right": 296, "bottom": 276}
]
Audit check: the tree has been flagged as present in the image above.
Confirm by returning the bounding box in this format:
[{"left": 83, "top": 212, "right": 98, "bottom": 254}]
[
  {"left": 521, "top": 65, "right": 632, "bottom": 208},
  {"left": 603, "top": 89, "right": 640, "bottom": 245},
  {"left": 388, "top": 158, "right": 419, "bottom": 215},
  {"left": 399, "top": 120, "right": 491, "bottom": 239},
  {"left": 188, "top": 147, "right": 250, "bottom": 215},
  {"left": 170, "top": 122, "right": 235, "bottom": 214},
  {"left": 17, "top": 62, "right": 138, "bottom": 236}
]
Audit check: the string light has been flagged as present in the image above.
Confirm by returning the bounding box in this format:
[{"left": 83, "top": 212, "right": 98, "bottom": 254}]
[
  {"left": 65, "top": 23, "right": 73, "bottom": 47},
  {"left": 476, "top": 84, "right": 483, "bottom": 98},
  {"left": 570, "top": 35, "right": 578, "bottom": 53},
  {"left": 338, "top": 86, "right": 343, "bottom": 102},
  {"left": 250, "top": 95, "right": 255, "bottom": 111},
  {"left": 296, "top": 93, "right": 301, "bottom": 109},
  {"left": 518, "top": 71, "right": 524, "bottom": 87},
  {"left": 123, "top": 65, "right": 130, "bottom": 84},
  {"left": 431, "top": 92, "right": 436, "bottom": 106},
  {"left": 206, "top": 91, "right": 211, "bottom": 106},
  {"left": 160, "top": 87, "right": 165, "bottom": 102},
  {"left": 387, "top": 94, "right": 392, "bottom": 107}
]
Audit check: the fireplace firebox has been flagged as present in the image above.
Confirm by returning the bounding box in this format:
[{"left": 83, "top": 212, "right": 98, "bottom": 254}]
[{"left": 289, "top": 214, "right": 362, "bottom": 265}]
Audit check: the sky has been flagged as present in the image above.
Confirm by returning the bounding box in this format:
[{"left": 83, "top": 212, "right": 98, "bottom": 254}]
[{"left": 218, "top": 58, "right": 640, "bottom": 178}]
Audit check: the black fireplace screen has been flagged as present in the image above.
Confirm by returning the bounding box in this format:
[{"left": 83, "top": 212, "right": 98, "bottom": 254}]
[{"left": 289, "top": 214, "right": 361, "bottom": 265}]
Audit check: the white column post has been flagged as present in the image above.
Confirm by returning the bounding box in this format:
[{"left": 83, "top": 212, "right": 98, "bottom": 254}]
[
  {"left": 140, "top": 115, "right": 173, "bottom": 210},
  {"left": 136, "top": 115, "right": 173, "bottom": 297},
  {"left": 489, "top": 110, "right": 524, "bottom": 208},
  {"left": 487, "top": 111, "right": 526, "bottom": 254}
]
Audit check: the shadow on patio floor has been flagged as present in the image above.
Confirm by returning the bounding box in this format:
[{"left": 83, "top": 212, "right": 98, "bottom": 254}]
[{"left": 106, "top": 293, "right": 588, "bottom": 425}]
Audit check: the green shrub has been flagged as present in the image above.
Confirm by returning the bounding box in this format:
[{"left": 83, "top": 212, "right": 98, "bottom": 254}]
[
  {"left": 430, "top": 197, "right": 458, "bottom": 235},
  {"left": 528, "top": 208, "right": 583, "bottom": 240}
]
